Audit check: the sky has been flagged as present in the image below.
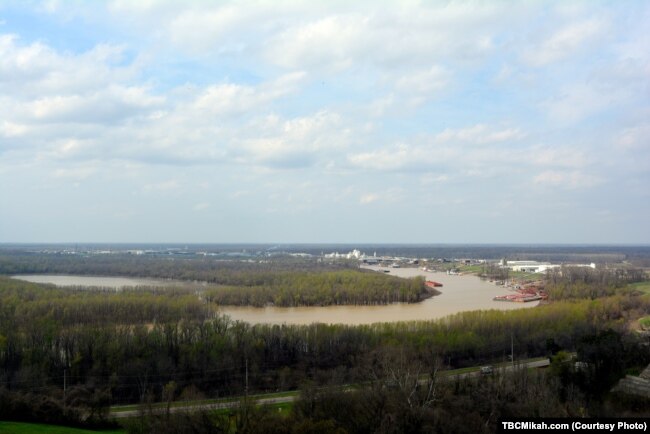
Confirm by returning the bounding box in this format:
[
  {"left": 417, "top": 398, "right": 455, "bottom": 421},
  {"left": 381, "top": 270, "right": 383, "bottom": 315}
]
[{"left": 0, "top": 1, "right": 648, "bottom": 244}]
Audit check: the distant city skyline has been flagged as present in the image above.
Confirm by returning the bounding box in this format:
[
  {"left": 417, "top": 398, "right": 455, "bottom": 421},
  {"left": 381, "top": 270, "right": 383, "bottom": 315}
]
[{"left": 0, "top": 1, "right": 648, "bottom": 244}]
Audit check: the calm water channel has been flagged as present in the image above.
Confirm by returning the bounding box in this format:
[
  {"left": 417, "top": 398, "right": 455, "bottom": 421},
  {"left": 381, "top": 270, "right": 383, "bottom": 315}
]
[
  {"left": 12, "top": 274, "right": 175, "bottom": 288},
  {"left": 13, "top": 266, "right": 538, "bottom": 325}
]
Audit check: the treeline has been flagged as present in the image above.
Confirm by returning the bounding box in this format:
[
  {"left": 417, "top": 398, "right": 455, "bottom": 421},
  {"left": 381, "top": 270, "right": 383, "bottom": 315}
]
[
  {"left": 546, "top": 266, "right": 647, "bottom": 300},
  {"left": 205, "top": 272, "right": 429, "bottom": 306},
  {"left": 2, "top": 276, "right": 648, "bottom": 409},
  {"left": 0, "top": 252, "right": 356, "bottom": 282},
  {"left": 248, "top": 334, "right": 647, "bottom": 434},
  {"left": 0, "top": 386, "right": 114, "bottom": 430},
  {"left": 480, "top": 263, "right": 510, "bottom": 281},
  {"left": 0, "top": 278, "right": 216, "bottom": 327},
  {"left": 1, "top": 275, "right": 649, "bottom": 430},
  {"left": 124, "top": 330, "right": 650, "bottom": 433},
  {"left": 0, "top": 253, "right": 429, "bottom": 307}
]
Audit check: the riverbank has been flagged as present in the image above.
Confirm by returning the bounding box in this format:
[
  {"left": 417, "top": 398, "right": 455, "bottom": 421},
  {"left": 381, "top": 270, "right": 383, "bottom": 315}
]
[
  {"left": 10, "top": 269, "right": 539, "bottom": 325},
  {"left": 221, "top": 266, "right": 538, "bottom": 325}
]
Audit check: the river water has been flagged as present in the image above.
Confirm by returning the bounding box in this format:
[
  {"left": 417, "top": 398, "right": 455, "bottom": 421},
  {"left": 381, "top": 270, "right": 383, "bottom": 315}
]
[
  {"left": 12, "top": 274, "right": 175, "bottom": 288},
  {"left": 12, "top": 267, "right": 538, "bottom": 325},
  {"left": 222, "top": 266, "right": 538, "bottom": 325}
]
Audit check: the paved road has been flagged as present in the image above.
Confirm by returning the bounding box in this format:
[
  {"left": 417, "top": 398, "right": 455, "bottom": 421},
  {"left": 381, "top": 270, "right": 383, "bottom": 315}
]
[
  {"left": 110, "top": 358, "right": 550, "bottom": 419},
  {"left": 445, "top": 358, "right": 550, "bottom": 381}
]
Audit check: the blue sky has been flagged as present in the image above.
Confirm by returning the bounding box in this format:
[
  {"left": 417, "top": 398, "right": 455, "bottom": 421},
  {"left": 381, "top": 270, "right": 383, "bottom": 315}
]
[{"left": 0, "top": 1, "right": 648, "bottom": 243}]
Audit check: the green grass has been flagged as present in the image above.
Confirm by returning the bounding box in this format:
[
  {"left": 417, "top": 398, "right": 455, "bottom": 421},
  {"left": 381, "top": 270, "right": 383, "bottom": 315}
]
[
  {"left": 210, "top": 400, "right": 294, "bottom": 417},
  {"left": 453, "top": 264, "right": 542, "bottom": 283},
  {"left": 457, "top": 265, "right": 483, "bottom": 273},
  {"left": 0, "top": 422, "right": 123, "bottom": 434},
  {"left": 264, "top": 401, "right": 293, "bottom": 415},
  {"left": 629, "top": 281, "right": 650, "bottom": 295},
  {"left": 507, "top": 271, "right": 543, "bottom": 282},
  {"left": 111, "top": 390, "right": 298, "bottom": 414},
  {"left": 639, "top": 316, "right": 650, "bottom": 329}
]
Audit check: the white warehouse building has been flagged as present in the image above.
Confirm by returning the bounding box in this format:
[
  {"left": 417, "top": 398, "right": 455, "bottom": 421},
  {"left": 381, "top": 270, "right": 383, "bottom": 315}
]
[
  {"left": 506, "top": 261, "right": 559, "bottom": 273},
  {"left": 502, "top": 260, "right": 596, "bottom": 273}
]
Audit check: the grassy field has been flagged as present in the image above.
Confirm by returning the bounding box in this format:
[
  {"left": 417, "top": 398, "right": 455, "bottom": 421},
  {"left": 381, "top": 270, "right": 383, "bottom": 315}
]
[
  {"left": 210, "top": 400, "right": 294, "bottom": 417},
  {"left": 639, "top": 316, "right": 650, "bottom": 330},
  {"left": 0, "top": 422, "right": 124, "bottom": 434},
  {"left": 507, "top": 271, "right": 544, "bottom": 282},
  {"left": 454, "top": 265, "right": 542, "bottom": 283},
  {"left": 110, "top": 390, "right": 297, "bottom": 413},
  {"left": 629, "top": 281, "right": 650, "bottom": 295},
  {"left": 456, "top": 264, "right": 483, "bottom": 273}
]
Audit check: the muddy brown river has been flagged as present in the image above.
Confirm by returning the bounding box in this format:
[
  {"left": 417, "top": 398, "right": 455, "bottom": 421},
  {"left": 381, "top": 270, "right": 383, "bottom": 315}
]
[
  {"left": 218, "top": 266, "right": 538, "bottom": 325},
  {"left": 13, "top": 266, "right": 538, "bottom": 325}
]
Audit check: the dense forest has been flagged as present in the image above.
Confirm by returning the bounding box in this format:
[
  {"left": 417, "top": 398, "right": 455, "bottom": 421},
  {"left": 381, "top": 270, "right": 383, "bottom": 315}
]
[
  {"left": 1, "top": 276, "right": 649, "bottom": 431},
  {"left": 545, "top": 266, "right": 646, "bottom": 300},
  {"left": 204, "top": 271, "right": 430, "bottom": 306},
  {"left": 0, "top": 251, "right": 356, "bottom": 281},
  {"left": 126, "top": 341, "right": 650, "bottom": 434},
  {"left": 0, "top": 253, "right": 649, "bottom": 432},
  {"left": 0, "top": 253, "right": 431, "bottom": 306}
]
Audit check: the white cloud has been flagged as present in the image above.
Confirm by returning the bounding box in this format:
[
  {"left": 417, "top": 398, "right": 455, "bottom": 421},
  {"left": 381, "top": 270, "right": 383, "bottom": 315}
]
[
  {"left": 87, "top": 0, "right": 528, "bottom": 101},
  {"left": 0, "top": 31, "right": 315, "bottom": 169},
  {"left": 27, "top": 86, "right": 163, "bottom": 124},
  {"left": 616, "top": 124, "right": 650, "bottom": 150},
  {"left": 530, "top": 147, "right": 588, "bottom": 168},
  {"left": 348, "top": 143, "right": 425, "bottom": 172},
  {"left": 359, "top": 193, "right": 379, "bottom": 205},
  {"left": 541, "top": 84, "right": 613, "bottom": 124},
  {"left": 434, "top": 124, "right": 526, "bottom": 145},
  {"left": 49, "top": 138, "right": 93, "bottom": 159},
  {"left": 231, "top": 190, "right": 250, "bottom": 198},
  {"left": 419, "top": 173, "right": 449, "bottom": 185},
  {"left": 523, "top": 18, "right": 606, "bottom": 67},
  {"left": 533, "top": 170, "right": 601, "bottom": 189},
  {"left": 190, "top": 71, "right": 305, "bottom": 117},
  {"left": 391, "top": 65, "right": 451, "bottom": 107},
  {"left": 143, "top": 179, "right": 180, "bottom": 192},
  {"left": 348, "top": 123, "right": 527, "bottom": 173},
  {"left": 0, "top": 35, "right": 136, "bottom": 97},
  {"left": 0, "top": 121, "right": 27, "bottom": 137},
  {"left": 358, "top": 188, "right": 403, "bottom": 205},
  {"left": 234, "top": 110, "right": 347, "bottom": 168},
  {"left": 266, "top": 14, "right": 368, "bottom": 72},
  {"left": 192, "top": 83, "right": 258, "bottom": 116},
  {"left": 193, "top": 202, "right": 210, "bottom": 211},
  {"left": 168, "top": 6, "right": 248, "bottom": 54},
  {"left": 52, "top": 166, "right": 96, "bottom": 180},
  {"left": 1, "top": 1, "right": 648, "bottom": 243},
  {"left": 395, "top": 66, "right": 449, "bottom": 95},
  {"left": 264, "top": 4, "right": 506, "bottom": 73}
]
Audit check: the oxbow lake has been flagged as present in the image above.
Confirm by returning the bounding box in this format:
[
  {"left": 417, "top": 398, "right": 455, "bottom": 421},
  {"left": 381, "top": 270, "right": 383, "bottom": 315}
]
[
  {"left": 12, "top": 274, "right": 175, "bottom": 288},
  {"left": 13, "top": 266, "right": 538, "bottom": 325}
]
